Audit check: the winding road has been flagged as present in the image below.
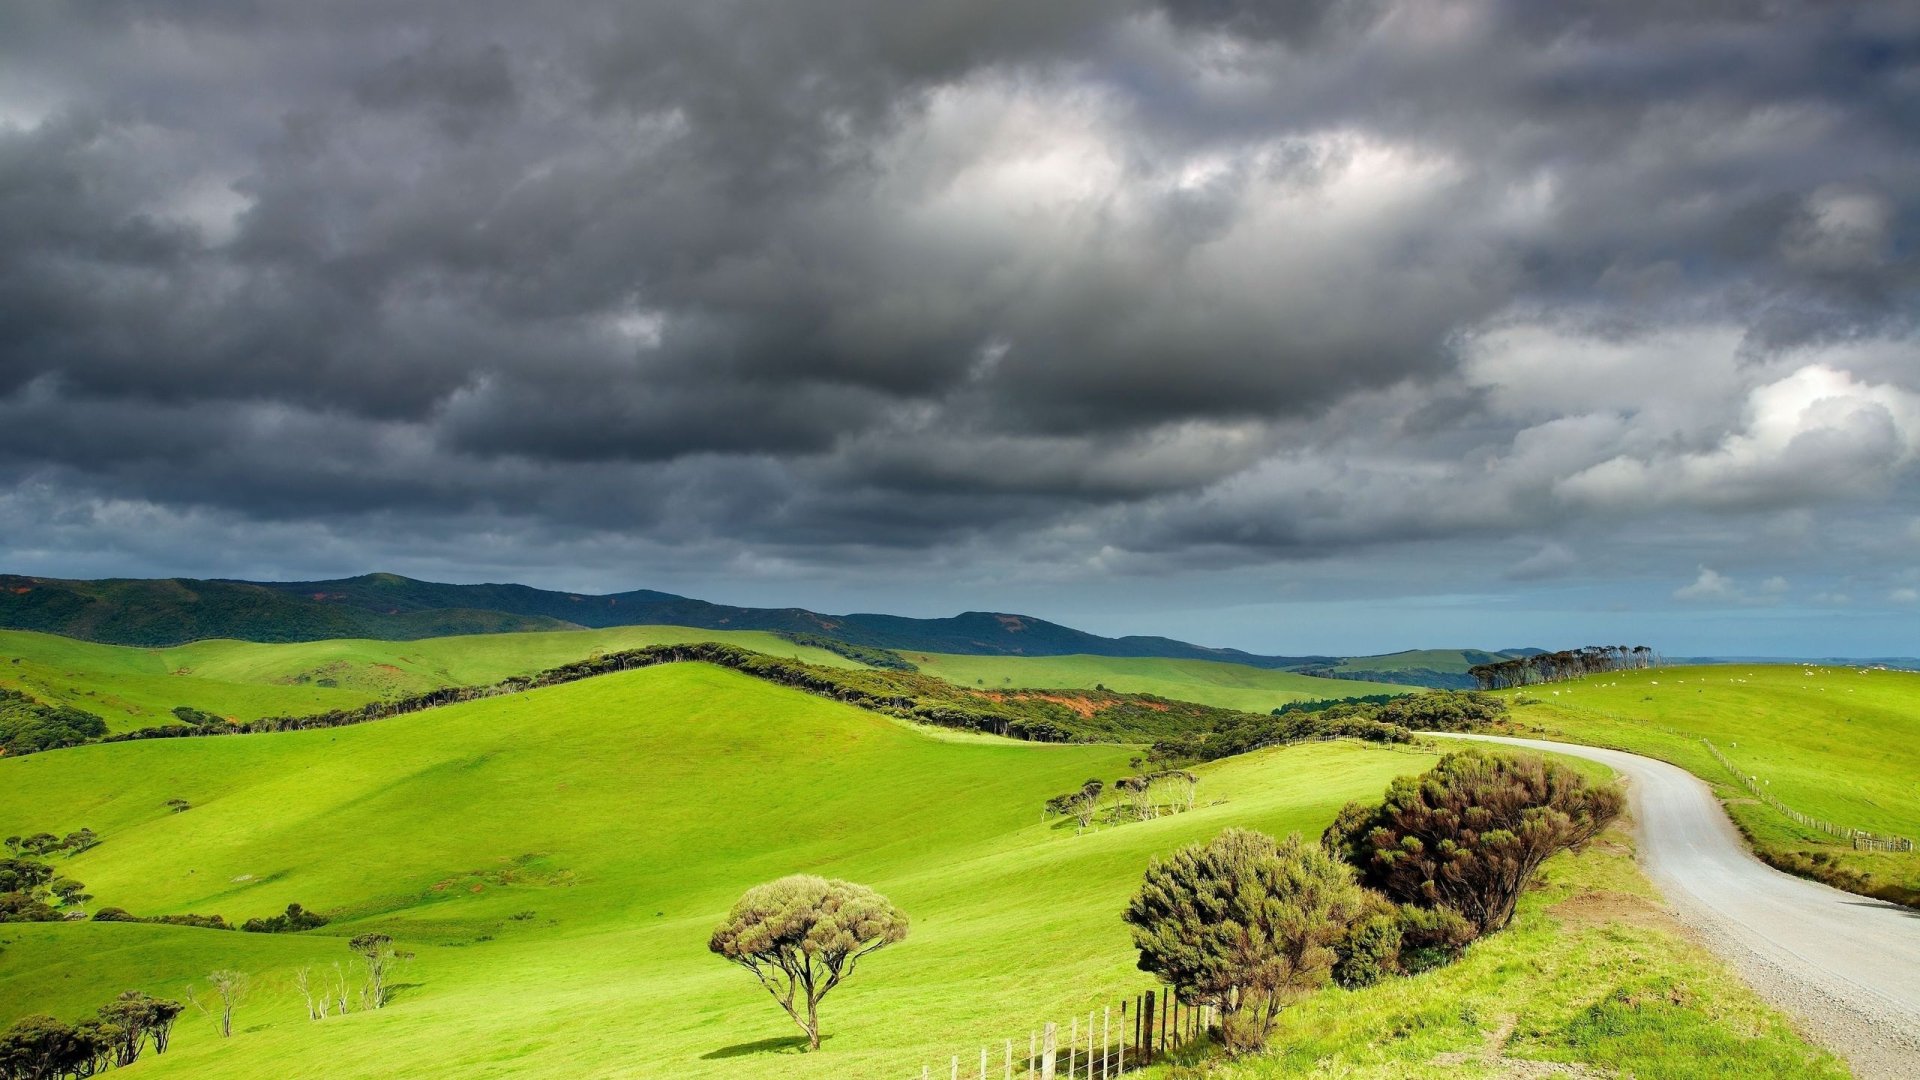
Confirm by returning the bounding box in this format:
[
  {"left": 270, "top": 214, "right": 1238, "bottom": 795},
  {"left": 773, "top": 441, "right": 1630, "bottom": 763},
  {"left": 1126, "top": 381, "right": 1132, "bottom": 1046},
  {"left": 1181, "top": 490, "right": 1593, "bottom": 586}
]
[{"left": 1426, "top": 732, "right": 1920, "bottom": 1079}]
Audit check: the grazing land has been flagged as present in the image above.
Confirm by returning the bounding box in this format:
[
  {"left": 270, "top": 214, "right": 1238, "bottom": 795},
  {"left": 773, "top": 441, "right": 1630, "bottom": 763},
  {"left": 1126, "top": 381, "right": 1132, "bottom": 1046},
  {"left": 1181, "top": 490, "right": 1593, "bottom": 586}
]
[
  {"left": 0, "top": 662, "right": 1427, "bottom": 1079},
  {"left": 0, "top": 626, "right": 859, "bottom": 733},
  {"left": 905, "top": 652, "right": 1420, "bottom": 714},
  {"left": 1500, "top": 663, "right": 1920, "bottom": 905}
]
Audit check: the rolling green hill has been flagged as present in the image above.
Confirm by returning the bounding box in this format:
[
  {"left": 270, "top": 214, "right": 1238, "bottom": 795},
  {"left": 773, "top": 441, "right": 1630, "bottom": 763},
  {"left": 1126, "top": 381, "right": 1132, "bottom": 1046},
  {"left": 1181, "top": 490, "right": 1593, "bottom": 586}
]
[
  {"left": 1500, "top": 663, "right": 1920, "bottom": 904},
  {"left": 907, "top": 652, "right": 1421, "bottom": 714},
  {"left": 0, "top": 626, "right": 860, "bottom": 734},
  {"left": 0, "top": 662, "right": 1420, "bottom": 1079},
  {"left": 0, "top": 662, "right": 1837, "bottom": 1079},
  {"left": 1301, "top": 648, "right": 1545, "bottom": 689}
]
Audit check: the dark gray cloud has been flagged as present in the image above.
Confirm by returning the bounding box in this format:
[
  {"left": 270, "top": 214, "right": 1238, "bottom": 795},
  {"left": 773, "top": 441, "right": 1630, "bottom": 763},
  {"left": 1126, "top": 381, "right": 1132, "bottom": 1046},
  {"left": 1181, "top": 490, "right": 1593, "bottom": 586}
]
[{"left": 1, "top": 0, "right": 1918, "bottom": 651}]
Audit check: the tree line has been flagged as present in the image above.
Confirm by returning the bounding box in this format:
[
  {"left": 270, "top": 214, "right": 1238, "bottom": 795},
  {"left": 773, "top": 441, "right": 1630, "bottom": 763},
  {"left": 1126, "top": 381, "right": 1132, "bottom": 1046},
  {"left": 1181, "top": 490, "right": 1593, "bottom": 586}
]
[
  {"left": 0, "top": 991, "right": 182, "bottom": 1079},
  {"left": 1468, "top": 645, "right": 1657, "bottom": 690}
]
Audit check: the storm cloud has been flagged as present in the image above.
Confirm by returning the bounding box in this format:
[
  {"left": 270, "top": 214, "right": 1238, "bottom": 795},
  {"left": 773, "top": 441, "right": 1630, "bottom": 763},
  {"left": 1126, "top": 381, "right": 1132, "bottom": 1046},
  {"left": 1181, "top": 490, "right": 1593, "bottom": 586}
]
[{"left": 1, "top": 0, "right": 1917, "bottom": 653}]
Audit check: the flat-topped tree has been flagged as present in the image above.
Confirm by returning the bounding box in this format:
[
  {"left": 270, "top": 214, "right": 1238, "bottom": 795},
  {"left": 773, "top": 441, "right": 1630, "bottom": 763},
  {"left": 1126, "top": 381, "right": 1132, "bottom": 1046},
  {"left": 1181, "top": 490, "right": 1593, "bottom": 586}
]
[{"left": 708, "top": 875, "right": 908, "bottom": 1051}]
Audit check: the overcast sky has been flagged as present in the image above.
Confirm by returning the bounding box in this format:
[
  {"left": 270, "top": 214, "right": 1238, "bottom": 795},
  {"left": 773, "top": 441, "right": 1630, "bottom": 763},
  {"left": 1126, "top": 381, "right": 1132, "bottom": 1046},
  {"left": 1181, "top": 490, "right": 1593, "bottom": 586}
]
[{"left": 2, "top": 1, "right": 1917, "bottom": 656}]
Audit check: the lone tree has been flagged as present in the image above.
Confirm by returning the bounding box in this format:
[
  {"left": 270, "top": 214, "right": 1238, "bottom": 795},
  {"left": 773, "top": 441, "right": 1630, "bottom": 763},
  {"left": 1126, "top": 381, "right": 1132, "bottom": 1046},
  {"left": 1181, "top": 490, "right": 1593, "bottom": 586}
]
[
  {"left": 708, "top": 875, "right": 908, "bottom": 1051},
  {"left": 187, "top": 970, "right": 248, "bottom": 1038},
  {"left": 349, "top": 933, "right": 408, "bottom": 1009},
  {"left": 1124, "top": 829, "right": 1365, "bottom": 1053},
  {"left": 1323, "top": 750, "right": 1622, "bottom": 935}
]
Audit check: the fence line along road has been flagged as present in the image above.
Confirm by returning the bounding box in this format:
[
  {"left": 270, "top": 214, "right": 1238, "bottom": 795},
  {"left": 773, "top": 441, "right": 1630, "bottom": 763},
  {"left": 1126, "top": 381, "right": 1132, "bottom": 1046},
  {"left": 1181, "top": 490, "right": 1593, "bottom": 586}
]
[
  {"left": 1699, "top": 738, "right": 1914, "bottom": 852},
  {"left": 919, "top": 988, "right": 1213, "bottom": 1079}
]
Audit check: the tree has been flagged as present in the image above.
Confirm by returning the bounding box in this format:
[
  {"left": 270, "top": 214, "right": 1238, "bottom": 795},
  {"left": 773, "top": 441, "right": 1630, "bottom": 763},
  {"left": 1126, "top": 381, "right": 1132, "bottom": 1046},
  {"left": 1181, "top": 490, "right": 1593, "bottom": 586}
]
[
  {"left": 349, "top": 934, "right": 406, "bottom": 1008},
  {"left": 708, "top": 875, "right": 908, "bottom": 1051},
  {"left": 95, "top": 991, "right": 183, "bottom": 1064},
  {"left": 187, "top": 970, "right": 248, "bottom": 1038},
  {"left": 1324, "top": 750, "right": 1622, "bottom": 935},
  {"left": 1123, "top": 829, "right": 1366, "bottom": 1053}
]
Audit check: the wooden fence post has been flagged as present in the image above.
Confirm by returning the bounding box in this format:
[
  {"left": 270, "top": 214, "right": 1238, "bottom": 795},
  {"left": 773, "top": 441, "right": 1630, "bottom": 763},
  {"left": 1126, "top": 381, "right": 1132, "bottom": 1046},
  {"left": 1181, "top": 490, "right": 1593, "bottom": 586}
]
[
  {"left": 980, "top": 1046, "right": 988, "bottom": 1080},
  {"left": 1029, "top": 1031, "right": 1036, "bottom": 1079},
  {"left": 1006, "top": 1038, "right": 1014, "bottom": 1080},
  {"left": 1102, "top": 1005, "right": 1110, "bottom": 1079},
  {"left": 1040, "top": 1022, "right": 1058, "bottom": 1080},
  {"left": 1141, "top": 992, "right": 1155, "bottom": 1064},
  {"left": 951, "top": 1055, "right": 959, "bottom": 1080}
]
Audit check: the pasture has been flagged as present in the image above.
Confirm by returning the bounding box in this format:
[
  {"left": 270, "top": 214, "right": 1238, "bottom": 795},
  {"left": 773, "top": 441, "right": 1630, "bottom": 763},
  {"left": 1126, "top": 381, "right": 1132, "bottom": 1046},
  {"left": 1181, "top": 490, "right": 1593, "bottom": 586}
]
[
  {"left": 0, "top": 626, "right": 858, "bottom": 733},
  {"left": 1503, "top": 664, "right": 1920, "bottom": 904},
  {"left": 905, "top": 652, "right": 1417, "bottom": 714}
]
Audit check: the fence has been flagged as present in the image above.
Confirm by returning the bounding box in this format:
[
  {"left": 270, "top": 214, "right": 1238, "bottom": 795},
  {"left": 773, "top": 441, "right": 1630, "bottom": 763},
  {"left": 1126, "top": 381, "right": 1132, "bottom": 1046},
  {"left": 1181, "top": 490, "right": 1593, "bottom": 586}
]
[
  {"left": 919, "top": 989, "right": 1213, "bottom": 1079},
  {"left": 1700, "top": 738, "right": 1913, "bottom": 853}
]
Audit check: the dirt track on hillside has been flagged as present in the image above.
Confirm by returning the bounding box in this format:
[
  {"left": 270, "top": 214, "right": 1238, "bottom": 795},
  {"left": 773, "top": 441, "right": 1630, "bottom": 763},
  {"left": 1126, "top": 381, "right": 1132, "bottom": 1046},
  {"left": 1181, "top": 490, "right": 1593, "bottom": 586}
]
[{"left": 1428, "top": 732, "right": 1920, "bottom": 1080}]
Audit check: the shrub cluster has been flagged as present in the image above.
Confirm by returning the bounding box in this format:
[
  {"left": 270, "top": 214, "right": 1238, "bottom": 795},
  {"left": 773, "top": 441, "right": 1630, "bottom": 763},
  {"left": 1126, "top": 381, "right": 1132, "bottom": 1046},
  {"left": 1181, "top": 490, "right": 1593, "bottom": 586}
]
[
  {"left": 1123, "top": 750, "right": 1621, "bottom": 1055},
  {"left": 0, "top": 689, "right": 107, "bottom": 756},
  {"left": 241, "top": 903, "right": 329, "bottom": 933},
  {"left": 92, "top": 909, "right": 230, "bottom": 930},
  {"left": 772, "top": 632, "right": 919, "bottom": 671}
]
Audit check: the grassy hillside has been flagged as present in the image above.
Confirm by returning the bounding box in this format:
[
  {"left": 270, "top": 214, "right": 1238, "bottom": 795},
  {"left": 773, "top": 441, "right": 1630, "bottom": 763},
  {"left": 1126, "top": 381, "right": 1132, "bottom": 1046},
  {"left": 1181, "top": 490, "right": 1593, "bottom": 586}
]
[
  {"left": 1501, "top": 663, "right": 1920, "bottom": 905},
  {"left": 0, "top": 663, "right": 1840, "bottom": 1078},
  {"left": 1, "top": 663, "right": 1425, "bottom": 1079},
  {"left": 0, "top": 627, "right": 860, "bottom": 733},
  {"left": 906, "top": 652, "right": 1420, "bottom": 714}
]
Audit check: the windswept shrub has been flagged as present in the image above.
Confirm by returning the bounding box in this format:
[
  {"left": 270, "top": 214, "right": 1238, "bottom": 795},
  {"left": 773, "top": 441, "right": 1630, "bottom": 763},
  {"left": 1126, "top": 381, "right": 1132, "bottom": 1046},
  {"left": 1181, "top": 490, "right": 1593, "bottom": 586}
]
[
  {"left": 1324, "top": 750, "right": 1622, "bottom": 935},
  {"left": 709, "top": 875, "right": 908, "bottom": 1051},
  {"left": 1124, "top": 829, "right": 1365, "bottom": 1053}
]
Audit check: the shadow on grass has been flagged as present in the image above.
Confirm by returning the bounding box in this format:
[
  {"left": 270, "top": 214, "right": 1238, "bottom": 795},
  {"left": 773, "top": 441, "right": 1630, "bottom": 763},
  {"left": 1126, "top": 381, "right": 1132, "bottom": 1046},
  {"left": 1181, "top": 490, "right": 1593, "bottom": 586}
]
[
  {"left": 383, "top": 981, "right": 427, "bottom": 1005},
  {"left": 702, "top": 1034, "right": 828, "bottom": 1059}
]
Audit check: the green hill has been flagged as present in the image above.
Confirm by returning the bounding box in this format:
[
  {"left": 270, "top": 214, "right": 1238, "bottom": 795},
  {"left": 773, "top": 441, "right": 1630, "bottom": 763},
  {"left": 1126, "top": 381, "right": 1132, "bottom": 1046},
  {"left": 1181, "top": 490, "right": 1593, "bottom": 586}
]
[
  {"left": 0, "top": 662, "right": 1838, "bottom": 1078},
  {"left": 0, "top": 662, "right": 1418, "bottom": 1079},
  {"left": 907, "top": 652, "right": 1421, "bottom": 713},
  {"left": 1499, "top": 663, "right": 1920, "bottom": 904},
  {"left": 1302, "top": 649, "right": 1545, "bottom": 689},
  {"left": 0, "top": 626, "right": 860, "bottom": 733}
]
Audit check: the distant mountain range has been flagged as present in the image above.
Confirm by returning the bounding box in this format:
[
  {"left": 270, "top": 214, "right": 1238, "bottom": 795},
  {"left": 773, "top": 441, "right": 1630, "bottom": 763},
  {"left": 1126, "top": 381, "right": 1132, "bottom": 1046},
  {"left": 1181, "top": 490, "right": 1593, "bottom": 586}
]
[{"left": 0, "top": 571, "right": 1347, "bottom": 665}]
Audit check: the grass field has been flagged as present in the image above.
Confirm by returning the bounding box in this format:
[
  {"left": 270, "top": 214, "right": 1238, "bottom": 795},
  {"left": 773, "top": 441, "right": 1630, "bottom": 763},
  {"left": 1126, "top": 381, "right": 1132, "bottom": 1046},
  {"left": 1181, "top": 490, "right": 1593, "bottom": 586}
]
[
  {"left": 0, "top": 662, "right": 1430, "bottom": 1079},
  {"left": 0, "top": 660, "right": 1842, "bottom": 1078},
  {"left": 905, "top": 652, "right": 1419, "bottom": 714},
  {"left": 1501, "top": 663, "right": 1920, "bottom": 905},
  {"left": 0, "top": 626, "right": 859, "bottom": 733}
]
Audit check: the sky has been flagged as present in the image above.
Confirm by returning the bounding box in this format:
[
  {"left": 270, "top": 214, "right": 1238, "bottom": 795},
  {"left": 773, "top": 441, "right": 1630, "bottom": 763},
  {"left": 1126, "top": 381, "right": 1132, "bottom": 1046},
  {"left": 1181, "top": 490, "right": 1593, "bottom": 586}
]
[{"left": 1, "top": 1, "right": 1918, "bottom": 657}]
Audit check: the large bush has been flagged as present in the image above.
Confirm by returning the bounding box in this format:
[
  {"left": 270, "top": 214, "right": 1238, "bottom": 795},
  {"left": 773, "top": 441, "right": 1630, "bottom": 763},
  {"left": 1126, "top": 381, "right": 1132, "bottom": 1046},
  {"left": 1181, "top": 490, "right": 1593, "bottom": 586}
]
[
  {"left": 1124, "top": 829, "right": 1365, "bottom": 1052},
  {"left": 1324, "top": 750, "right": 1621, "bottom": 935}
]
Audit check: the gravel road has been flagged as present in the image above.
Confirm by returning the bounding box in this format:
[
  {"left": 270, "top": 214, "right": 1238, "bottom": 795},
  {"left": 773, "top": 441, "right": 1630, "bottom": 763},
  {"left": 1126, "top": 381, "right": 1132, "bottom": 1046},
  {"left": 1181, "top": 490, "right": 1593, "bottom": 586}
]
[{"left": 1427, "top": 732, "right": 1920, "bottom": 1080}]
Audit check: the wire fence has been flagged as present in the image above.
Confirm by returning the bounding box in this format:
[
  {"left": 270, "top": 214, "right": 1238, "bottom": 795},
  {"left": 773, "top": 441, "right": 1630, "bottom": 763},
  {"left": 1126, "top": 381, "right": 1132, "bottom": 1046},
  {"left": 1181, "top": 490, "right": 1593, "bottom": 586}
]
[
  {"left": 1700, "top": 738, "right": 1913, "bottom": 852},
  {"left": 918, "top": 989, "right": 1211, "bottom": 1079}
]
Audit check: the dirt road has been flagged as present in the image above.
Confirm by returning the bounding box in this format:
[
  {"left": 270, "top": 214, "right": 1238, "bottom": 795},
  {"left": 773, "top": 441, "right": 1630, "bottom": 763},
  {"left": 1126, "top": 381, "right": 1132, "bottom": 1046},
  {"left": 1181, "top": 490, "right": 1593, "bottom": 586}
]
[{"left": 1428, "top": 732, "right": 1920, "bottom": 1079}]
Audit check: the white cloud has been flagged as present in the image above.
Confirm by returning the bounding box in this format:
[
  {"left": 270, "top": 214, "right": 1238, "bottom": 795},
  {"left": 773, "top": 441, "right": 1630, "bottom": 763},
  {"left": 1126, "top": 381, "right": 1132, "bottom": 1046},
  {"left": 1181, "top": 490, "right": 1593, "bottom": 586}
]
[
  {"left": 1556, "top": 362, "right": 1920, "bottom": 511},
  {"left": 1891, "top": 588, "right": 1919, "bottom": 604},
  {"left": 1674, "top": 567, "right": 1741, "bottom": 602}
]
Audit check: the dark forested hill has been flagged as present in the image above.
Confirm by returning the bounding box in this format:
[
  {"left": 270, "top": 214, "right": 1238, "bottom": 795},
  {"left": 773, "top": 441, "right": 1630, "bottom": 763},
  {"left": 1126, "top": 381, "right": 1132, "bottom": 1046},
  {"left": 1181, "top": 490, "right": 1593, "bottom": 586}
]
[{"left": 0, "top": 572, "right": 1335, "bottom": 664}]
